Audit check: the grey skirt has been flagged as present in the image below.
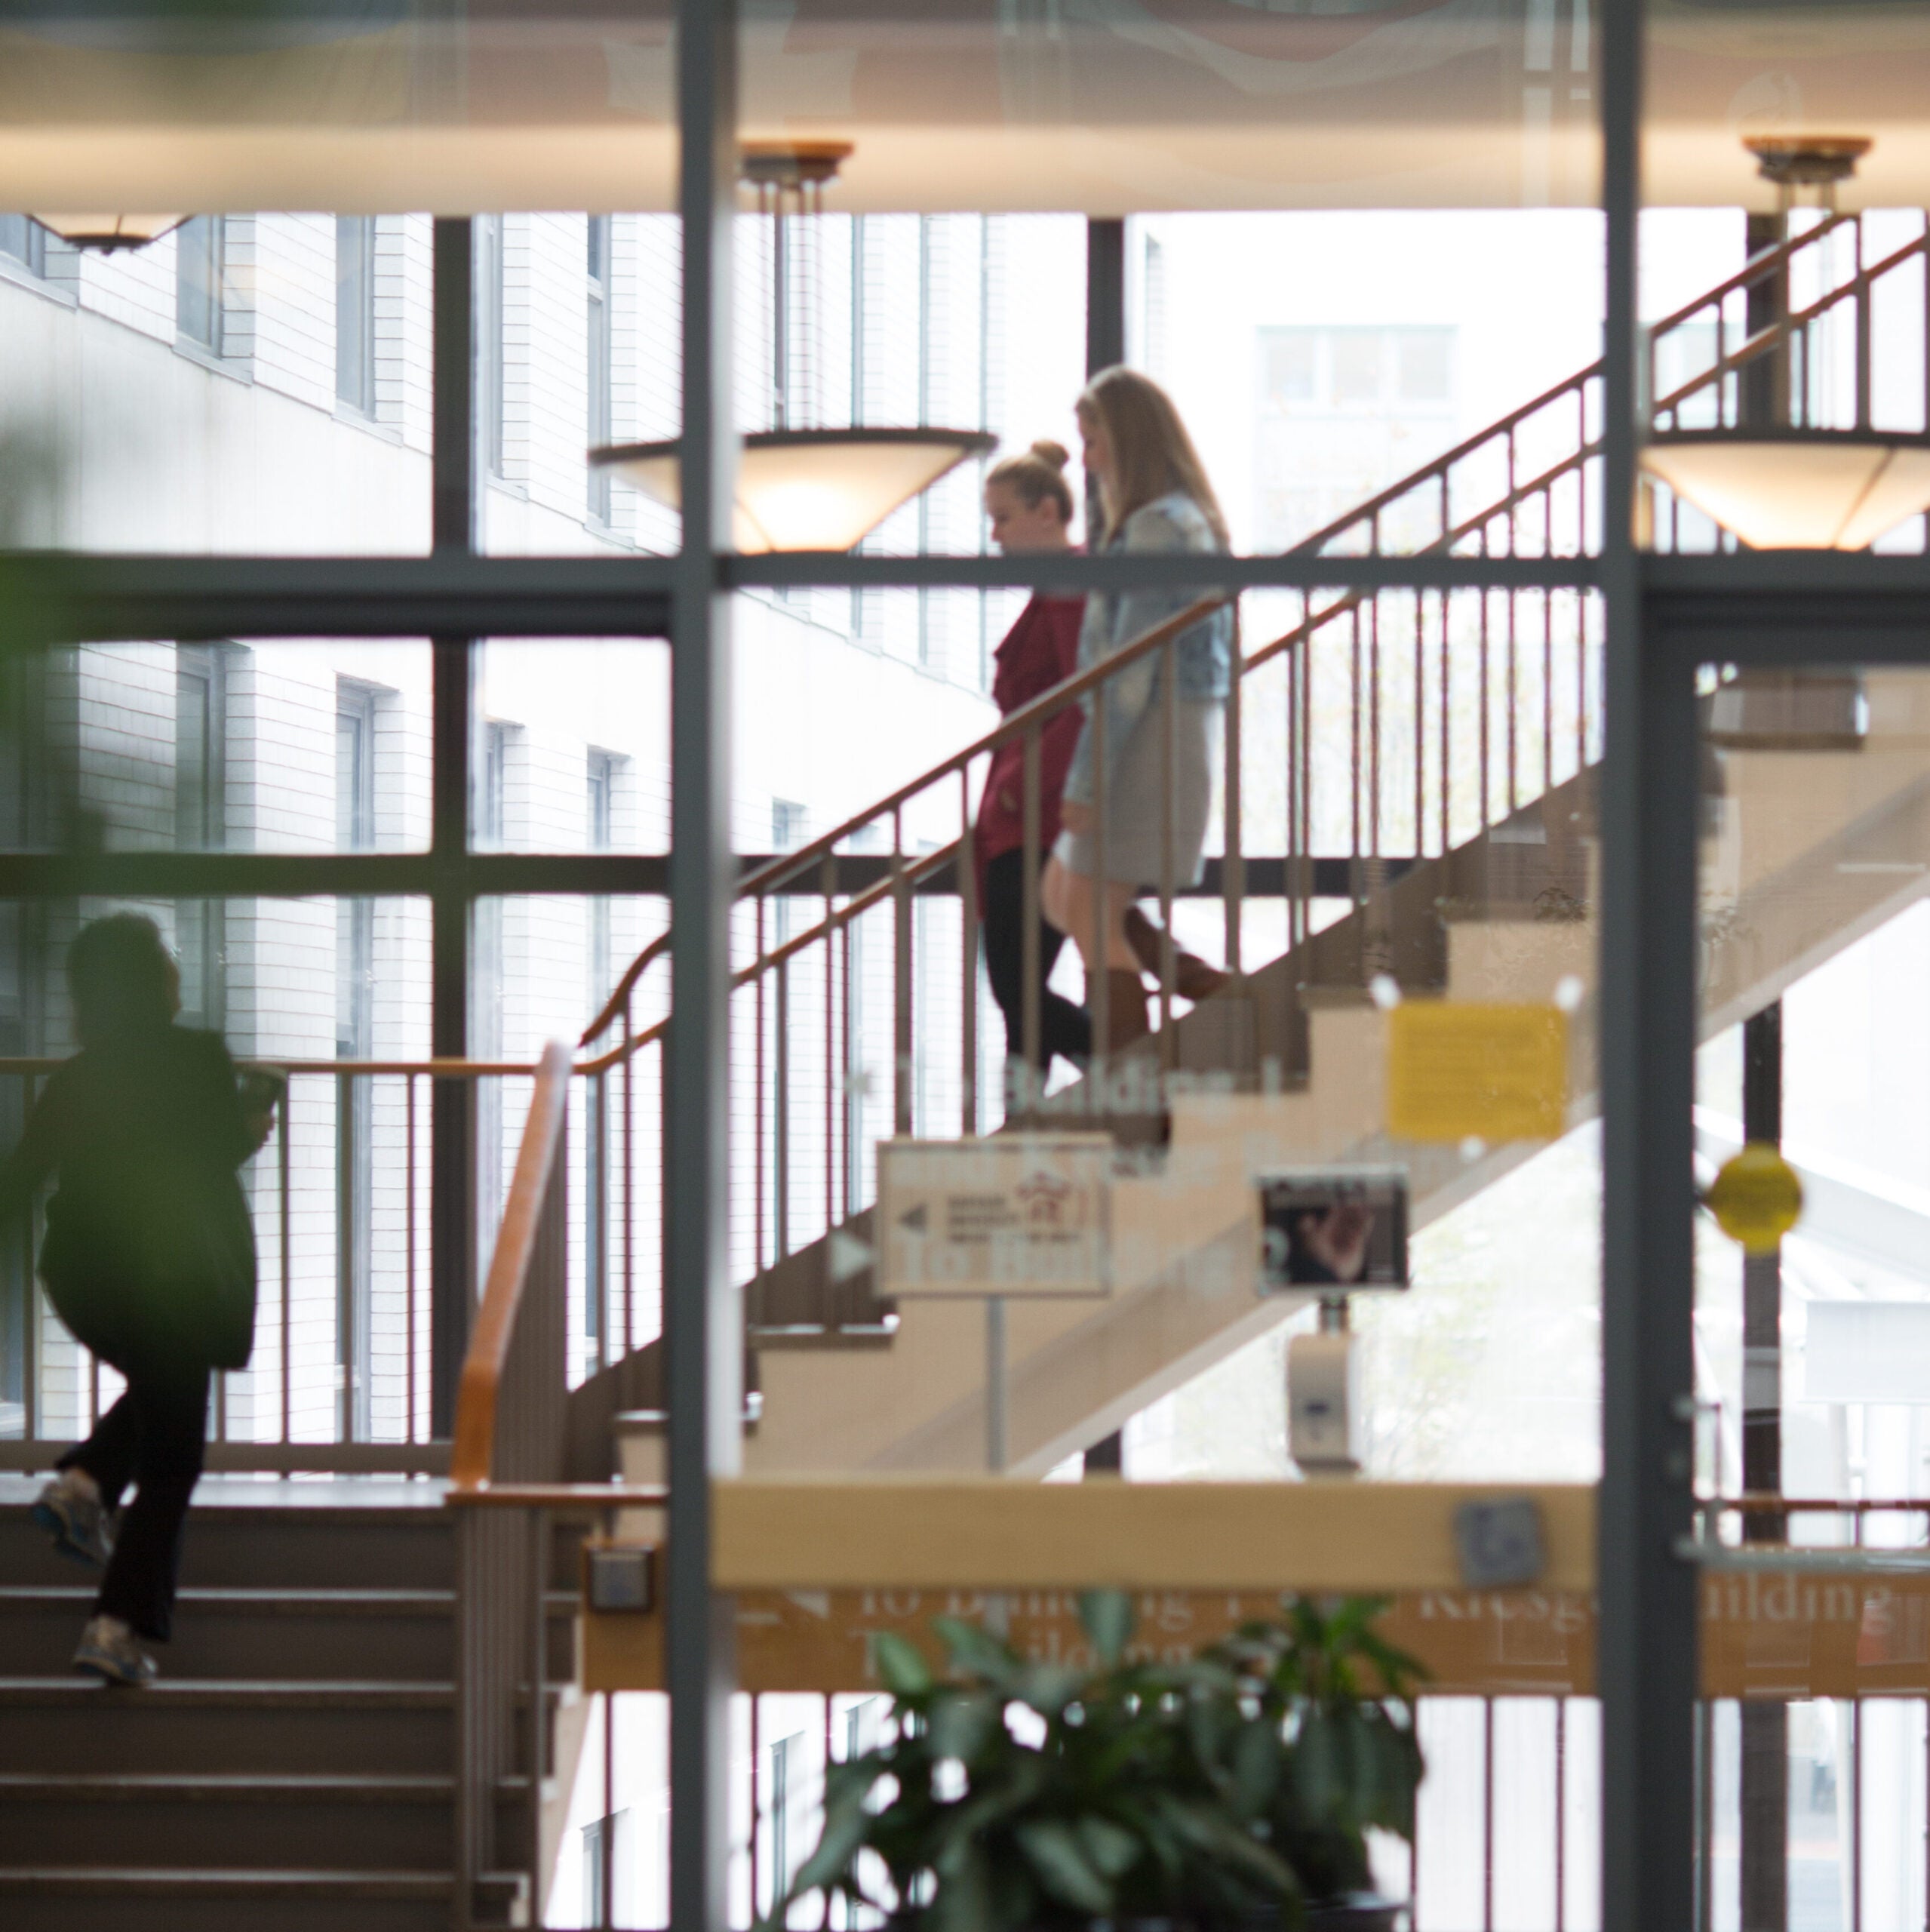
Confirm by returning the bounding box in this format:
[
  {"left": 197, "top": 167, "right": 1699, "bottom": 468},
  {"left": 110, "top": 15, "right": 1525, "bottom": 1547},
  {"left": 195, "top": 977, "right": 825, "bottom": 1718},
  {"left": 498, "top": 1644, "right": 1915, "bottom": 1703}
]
[{"left": 1053, "top": 697, "right": 1220, "bottom": 889}]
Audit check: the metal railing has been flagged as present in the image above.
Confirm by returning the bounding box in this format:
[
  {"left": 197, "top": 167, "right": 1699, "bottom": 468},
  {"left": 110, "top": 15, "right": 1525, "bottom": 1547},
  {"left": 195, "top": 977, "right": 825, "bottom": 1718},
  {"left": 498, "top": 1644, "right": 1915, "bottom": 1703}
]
[{"left": 0, "top": 1017, "right": 662, "bottom": 1473}]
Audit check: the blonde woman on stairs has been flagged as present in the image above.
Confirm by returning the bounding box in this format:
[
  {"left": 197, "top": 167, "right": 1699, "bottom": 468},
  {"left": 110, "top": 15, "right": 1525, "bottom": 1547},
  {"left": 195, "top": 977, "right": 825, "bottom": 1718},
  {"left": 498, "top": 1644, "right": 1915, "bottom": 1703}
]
[{"left": 1041, "top": 366, "right": 1234, "bottom": 1052}]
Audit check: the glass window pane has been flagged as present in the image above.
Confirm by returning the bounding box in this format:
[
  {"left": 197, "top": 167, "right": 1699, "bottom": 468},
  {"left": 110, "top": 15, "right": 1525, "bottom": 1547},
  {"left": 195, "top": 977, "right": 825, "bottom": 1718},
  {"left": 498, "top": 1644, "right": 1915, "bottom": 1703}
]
[{"left": 0, "top": 641, "right": 429, "bottom": 854}]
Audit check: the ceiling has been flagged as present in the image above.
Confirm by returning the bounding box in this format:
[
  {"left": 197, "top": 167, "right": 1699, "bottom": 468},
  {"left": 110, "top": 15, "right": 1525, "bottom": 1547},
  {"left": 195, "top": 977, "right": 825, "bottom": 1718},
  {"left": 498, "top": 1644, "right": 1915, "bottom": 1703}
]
[{"left": 0, "top": 0, "right": 1924, "bottom": 213}]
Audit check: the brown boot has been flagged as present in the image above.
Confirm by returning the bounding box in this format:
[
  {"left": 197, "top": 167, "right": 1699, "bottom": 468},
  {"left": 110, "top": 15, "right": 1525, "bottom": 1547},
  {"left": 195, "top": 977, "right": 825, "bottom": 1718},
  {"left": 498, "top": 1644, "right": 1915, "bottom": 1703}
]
[
  {"left": 1093, "top": 968, "right": 1151, "bottom": 1053},
  {"left": 1123, "top": 905, "right": 1230, "bottom": 1002}
]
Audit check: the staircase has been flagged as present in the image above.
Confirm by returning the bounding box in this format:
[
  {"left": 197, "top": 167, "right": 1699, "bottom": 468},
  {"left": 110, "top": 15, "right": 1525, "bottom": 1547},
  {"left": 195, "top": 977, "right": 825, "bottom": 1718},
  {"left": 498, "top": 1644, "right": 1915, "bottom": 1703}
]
[
  {"left": 0, "top": 1477, "right": 554, "bottom": 1930},
  {"left": 569, "top": 208, "right": 1930, "bottom": 1486},
  {"left": 5, "top": 206, "right": 1928, "bottom": 1928}
]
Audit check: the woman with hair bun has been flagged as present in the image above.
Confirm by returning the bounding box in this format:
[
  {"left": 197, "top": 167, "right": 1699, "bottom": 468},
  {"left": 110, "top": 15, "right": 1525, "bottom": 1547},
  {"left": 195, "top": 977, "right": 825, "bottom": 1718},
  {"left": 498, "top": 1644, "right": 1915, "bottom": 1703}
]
[
  {"left": 975, "top": 439, "right": 1092, "bottom": 1087},
  {"left": 1042, "top": 366, "right": 1233, "bottom": 1051}
]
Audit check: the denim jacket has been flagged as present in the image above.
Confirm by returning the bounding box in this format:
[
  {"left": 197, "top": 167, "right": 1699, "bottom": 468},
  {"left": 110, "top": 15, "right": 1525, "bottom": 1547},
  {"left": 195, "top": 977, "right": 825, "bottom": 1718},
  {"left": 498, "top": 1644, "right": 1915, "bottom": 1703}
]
[{"left": 1062, "top": 491, "right": 1232, "bottom": 810}]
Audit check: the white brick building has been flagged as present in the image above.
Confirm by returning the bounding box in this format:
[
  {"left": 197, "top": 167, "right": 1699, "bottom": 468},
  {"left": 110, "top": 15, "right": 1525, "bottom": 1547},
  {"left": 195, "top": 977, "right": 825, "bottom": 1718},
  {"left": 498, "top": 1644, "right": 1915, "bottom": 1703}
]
[{"left": 0, "top": 207, "right": 1088, "bottom": 1443}]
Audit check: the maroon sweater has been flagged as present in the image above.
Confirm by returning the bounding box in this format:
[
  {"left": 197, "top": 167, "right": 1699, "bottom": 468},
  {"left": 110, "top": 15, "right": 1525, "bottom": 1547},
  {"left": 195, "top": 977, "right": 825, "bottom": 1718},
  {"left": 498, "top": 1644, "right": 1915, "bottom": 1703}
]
[{"left": 974, "top": 592, "right": 1086, "bottom": 901}]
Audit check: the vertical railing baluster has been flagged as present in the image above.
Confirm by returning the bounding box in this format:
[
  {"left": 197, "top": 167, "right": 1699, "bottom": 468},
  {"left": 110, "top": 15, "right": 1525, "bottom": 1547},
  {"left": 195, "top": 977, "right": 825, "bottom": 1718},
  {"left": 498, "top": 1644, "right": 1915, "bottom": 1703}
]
[
  {"left": 1412, "top": 589, "right": 1425, "bottom": 860},
  {"left": 1349, "top": 605, "right": 1363, "bottom": 931},
  {"left": 893, "top": 808, "right": 913, "bottom": 1138},
  {"left": 1478, "top": 584, "right": 1492, "bottom": 836},
  {"left": 1158, "top": 638, "right": 1177, "bottom": 1060},
  {"left": 775, "top": 958, "right": 791, "bottom": 1263},
  {"left": 407, "top": 1071, "right": 418, "bottom": 1437},
  {"left": 1224, "top": 601, "right": 1244, "bottom": 986},
  {"left": 1440, "top": 590, "right": 1452, "bottom": 861},
  {"left": 622, "top": 996, "right": 634, "bottom": 1355},
  {"left": 958, "top": 767, "right": 979, "bottom": 1135},
  {"left": 280, "top": 1073, "right": 292, "bottom": 1445},
  {"left": 1483, "top": 1696, "right": 1495, "bottom": 1932},
  {"left": 1555, "top": 1697, "right": 1567, "bottom": 1932},
  {"left": 1369, "top": 592, "right": 1382, "bottom": 862},
  {"left": 1851, "top": 1693, "right": 1864, "bottom": 1932},
  {"left": 1020, "top": 726, "right": 1043, "bottom": 1104},
  {"left": 823, "top": 849, "right": 837, "bottom": 1237},
  {"left": 754, "top": 897, "right": 766, "bottom": 1284},
  {"left": 21, "top": 1075, "right": 37, "bottom": 1444},
  {"left": 1091, "top": 692, "right": 1110, "bottom": 1088}
]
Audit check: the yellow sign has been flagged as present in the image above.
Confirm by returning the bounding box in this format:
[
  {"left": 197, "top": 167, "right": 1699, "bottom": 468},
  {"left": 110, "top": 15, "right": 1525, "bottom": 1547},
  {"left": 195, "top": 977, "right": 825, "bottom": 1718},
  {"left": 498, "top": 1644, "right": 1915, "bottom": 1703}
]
[
  {"left": 1706, "top": 1143, "right": 1803, "bottom": 1254},
  {"left": 1385, "top": 1002, "right": 1567, "bottom": 1143},
  {"left": 583, "top": 1576, "right": 1930, "bottom": 1701}
]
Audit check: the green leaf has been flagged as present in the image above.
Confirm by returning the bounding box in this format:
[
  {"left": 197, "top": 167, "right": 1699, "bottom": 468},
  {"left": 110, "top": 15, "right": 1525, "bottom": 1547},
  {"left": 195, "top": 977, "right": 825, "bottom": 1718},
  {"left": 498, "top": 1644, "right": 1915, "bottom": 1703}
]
[
  {"left": 927, "top": 1690, "right": 997, "bottom": 1763},
  {"left": 874, "top": 1631, "right": 935, "bottom": 1698},
  {"left": 933, "top": 1617, "right": 1024, "bottom": 1691},
  {"left": 1076, "top": 1814, "right": 1142, "bottom": 1880},
  {"left": 1078, "top": 1589, "right": 1136, "bottom": 1666},
  {"left": 782, "top": 1787, "right": 876, "bottom": 1902},
  {"left": 1295, "top": 1708, "right": 1336, "bottom": 1816},
  {"left": 1231, "top": 1718, "right": 1283, "bottom": 1819},
  {"left": 1016, "top": 1661, "right": 1086, "bottom": 1717},
  {"left": 1014, "top": 1820, "right": 1115, "bottom": 1915}
]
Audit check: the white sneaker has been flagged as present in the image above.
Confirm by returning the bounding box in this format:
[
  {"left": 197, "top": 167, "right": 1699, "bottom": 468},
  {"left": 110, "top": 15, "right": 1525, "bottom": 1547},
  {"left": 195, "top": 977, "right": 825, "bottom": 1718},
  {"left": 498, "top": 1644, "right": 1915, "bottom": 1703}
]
[
  {"left": 32, "top": 1471, "right": 115, "bottom": 1568},
  {"left": 73, "top": 1615, "right": 157, "bottom": 1687}
]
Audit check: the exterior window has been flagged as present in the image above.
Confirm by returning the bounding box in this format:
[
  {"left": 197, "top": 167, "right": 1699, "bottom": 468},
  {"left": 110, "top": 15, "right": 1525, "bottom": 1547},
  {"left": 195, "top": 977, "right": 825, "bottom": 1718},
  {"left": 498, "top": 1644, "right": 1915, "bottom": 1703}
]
[
  {"left": 476, "top": 215, "right": 506, "bottom": 478},
  {"left": 474, "top": 721, "right": 511, "bottom": 1278},
  {"left": 587, "top": 216, "right": 613, "bottom": 520},
  {"left": 0, "top": 216, "right": 45, "bottom": 278},
  {"left": 336, "top": 684, "right": 378, "bottom": 1438},
  {"left": 583, "top": 1814, "right": 628, "bottom": 1927},
  {"left": 176, "top": 645, "right": 229, "bottom": 1032},
  {"left": 335, "top": 216, "right": 376, "bottom": 415},
  {"left": 177, "top": 216, "right": 226, "bottom": 354},
  {"left": 584, "top": 749, "right": 619, "bottom": 1350}
]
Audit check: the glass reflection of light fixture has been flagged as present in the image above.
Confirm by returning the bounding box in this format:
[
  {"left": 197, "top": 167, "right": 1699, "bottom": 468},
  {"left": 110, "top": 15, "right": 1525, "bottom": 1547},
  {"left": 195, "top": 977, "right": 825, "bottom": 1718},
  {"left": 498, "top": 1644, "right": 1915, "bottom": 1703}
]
[
  {"left": 590, "top": 140, "right": 995, "bottom": 552},
  {"left": 1640, "top": 136, "right": 1930, "bottom": 550},
  {"left": 32, "top": 215, "right": 185, "bottom": 251}
]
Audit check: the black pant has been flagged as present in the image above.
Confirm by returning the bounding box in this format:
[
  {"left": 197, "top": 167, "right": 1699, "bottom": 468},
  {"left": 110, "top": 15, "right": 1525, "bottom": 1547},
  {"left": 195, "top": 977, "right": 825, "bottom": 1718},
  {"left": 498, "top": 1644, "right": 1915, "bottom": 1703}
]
[
  {"left": 983, "top": 847, "right": 1092, "bottom": 1075},
  {"left": 58, "top": 1356, "right": 209, "bottom": 1641}
]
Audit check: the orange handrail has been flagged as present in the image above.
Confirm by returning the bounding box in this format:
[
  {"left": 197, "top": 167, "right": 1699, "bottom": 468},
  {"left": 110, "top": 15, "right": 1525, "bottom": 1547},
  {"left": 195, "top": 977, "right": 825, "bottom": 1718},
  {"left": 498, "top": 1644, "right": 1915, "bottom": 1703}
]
[{"left": 449, "top": 1038, "right": 573, "bottom": 1492}]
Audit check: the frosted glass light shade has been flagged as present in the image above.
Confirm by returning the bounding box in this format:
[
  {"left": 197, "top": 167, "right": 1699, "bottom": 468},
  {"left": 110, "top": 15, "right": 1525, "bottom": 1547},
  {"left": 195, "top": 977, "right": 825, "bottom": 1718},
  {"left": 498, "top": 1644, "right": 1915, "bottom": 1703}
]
[
  {"left": 591, "top": 427, "right": 996, "bottom": 553},
  {"left": 32, "top": 214, "right": 183, "bottom": 250},
  {"left": 1643, "top": 432, "right": 1930, "bottom": 550}
]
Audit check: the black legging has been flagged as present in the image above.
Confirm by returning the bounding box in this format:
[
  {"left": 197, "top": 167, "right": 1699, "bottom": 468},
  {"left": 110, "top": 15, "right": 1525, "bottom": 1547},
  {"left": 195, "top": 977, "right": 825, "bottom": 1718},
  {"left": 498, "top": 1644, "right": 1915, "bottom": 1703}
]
[
  {"left": 982, "top": 847, "right": 1091, "bottom": 1076},
  {"left": 58, "top": 1353, "right": 210, "bottom": 1641}
]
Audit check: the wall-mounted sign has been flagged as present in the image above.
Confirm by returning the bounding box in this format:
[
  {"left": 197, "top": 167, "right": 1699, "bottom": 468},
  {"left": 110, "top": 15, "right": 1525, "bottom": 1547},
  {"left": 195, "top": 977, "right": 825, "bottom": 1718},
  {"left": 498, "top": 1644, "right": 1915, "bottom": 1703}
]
[
  {"left": 1386, "top": 1001, "right": 1567, "bottom": 1143},
  {"left": 875, "top": 1134, "right": 1112, "bottom": 1298},
  {"left": 1258, "top": 1168, "right": 1409, "bottom": 1292},
  {"left": 584, "top": 1574, "right": 1930, "bottom": 1702}
]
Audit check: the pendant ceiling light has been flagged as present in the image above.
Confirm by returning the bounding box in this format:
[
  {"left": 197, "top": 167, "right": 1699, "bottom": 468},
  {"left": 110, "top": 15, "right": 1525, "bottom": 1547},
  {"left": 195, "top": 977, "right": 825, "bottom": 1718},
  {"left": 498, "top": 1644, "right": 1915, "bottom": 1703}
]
[
  {"left": 1640, "top": 135, "right": 1930, "bottom": 550},
  {"left": 591, "top": 140, "right": 995, "bottom": 553},
  {"left": 32, "top": 214, "right": 184, "bottom": 251}
]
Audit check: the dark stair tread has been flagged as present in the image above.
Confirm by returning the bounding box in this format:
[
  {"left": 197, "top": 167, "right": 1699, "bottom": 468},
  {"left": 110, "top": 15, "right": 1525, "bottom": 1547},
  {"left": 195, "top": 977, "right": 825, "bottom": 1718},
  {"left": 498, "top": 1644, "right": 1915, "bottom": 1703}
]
[
  {"left": 0, "top": 1772, "right": 453, "bottom": 1801},
  {"left": 0, "top": 1677, "right": 452, "bottom": 1706},
  {"left": 0, "top": 1867, "right": 521, "bottom": 1897},
  {"left": 0, "top": 1586, "right": 453, "bottom": 1613}
]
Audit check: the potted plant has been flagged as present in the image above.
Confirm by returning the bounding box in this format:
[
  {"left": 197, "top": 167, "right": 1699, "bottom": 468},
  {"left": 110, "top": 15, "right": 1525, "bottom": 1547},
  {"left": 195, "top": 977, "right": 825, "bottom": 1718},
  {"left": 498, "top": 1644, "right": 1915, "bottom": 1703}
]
[
  {"left": 766, "top": 1592, "right": 1424, "bottom": 1932},
  {"left": 1199, "top": 1598, "right": 1425, "bottom": 1932}
]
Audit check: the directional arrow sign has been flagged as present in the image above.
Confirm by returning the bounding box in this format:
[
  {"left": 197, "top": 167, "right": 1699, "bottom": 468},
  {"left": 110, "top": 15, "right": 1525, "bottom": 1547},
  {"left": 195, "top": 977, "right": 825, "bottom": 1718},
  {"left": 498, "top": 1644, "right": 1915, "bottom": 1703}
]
[{"left": 874, "top": 1134, "right": 1113, "bottom": 1299}]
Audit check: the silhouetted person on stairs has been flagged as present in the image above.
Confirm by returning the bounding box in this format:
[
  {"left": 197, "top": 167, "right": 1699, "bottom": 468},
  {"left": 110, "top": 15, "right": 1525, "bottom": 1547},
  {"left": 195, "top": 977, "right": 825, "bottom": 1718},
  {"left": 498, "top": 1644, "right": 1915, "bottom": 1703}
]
[{"left": 4, "top": 915, "right": 277, "bottom": 1684}]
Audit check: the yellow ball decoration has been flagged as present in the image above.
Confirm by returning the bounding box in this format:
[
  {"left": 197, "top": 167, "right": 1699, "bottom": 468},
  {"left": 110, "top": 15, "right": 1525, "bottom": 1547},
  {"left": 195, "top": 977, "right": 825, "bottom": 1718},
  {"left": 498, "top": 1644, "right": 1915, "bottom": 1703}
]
[{"left": 1706, "top": 1142, "right": 1803, "bottom": 1256}]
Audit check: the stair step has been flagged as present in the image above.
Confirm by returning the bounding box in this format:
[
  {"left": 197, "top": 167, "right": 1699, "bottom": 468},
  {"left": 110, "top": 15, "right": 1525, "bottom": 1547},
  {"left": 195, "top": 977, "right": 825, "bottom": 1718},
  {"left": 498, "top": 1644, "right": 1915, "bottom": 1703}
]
[
  {"left": 0, "top": 1678, "right": 453, "bottom": 1775},
  {"left": 0, "top": 1772, "right": 456, "bottom": 1872},
  {"left": 0, "top": 1493, "right": 455, "bottom": 1593},
  {"left": 0, "top": 1866, "right": 524, "bottom": 1932},
  {"left": 0, "top": 1585, "right": 456, "bottom": 1681}
]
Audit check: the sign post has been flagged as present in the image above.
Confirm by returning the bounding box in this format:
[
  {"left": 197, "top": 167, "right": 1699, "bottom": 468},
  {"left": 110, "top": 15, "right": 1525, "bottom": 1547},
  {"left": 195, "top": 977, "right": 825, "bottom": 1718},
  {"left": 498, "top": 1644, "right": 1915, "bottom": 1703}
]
[{"left": 875, "top": 1134, "right": 1114, "bottom": 1473}]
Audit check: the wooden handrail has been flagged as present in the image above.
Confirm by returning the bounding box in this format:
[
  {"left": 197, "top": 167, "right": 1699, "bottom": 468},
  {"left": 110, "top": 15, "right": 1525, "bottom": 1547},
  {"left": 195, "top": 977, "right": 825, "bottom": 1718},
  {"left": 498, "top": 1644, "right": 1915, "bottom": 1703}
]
[
  {"left": 579, "top": 589, "right": 1229, "bottom": 1048},
  {"left": 449, "top": 1038, "right": 573, "bottom": 1492},
  {"left": 583, "top": 216, "right": 1875, "bottom": 1055}
]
